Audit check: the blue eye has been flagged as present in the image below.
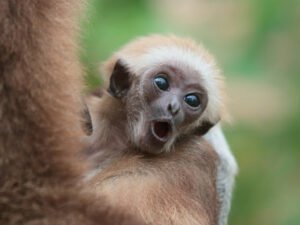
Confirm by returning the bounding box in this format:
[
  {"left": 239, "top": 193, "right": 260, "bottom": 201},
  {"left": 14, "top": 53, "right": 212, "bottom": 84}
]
[
  {"left": 154, "top": 75, "right": 169, "bottom": 91},
  {"left": 184, "top": 94, "right": 201, "bottom": 107}
]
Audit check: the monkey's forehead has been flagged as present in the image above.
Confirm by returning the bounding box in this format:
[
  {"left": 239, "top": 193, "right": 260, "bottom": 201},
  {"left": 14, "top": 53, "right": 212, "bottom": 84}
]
[
  {"left": 112, "top": 36, "right": 218, "bottom": 82},
  {"left": 103, "top": 35, "right": 220, "bottom": 82},
  {"left": 121, "top": 45, "right": 217, "bottom": 79}
]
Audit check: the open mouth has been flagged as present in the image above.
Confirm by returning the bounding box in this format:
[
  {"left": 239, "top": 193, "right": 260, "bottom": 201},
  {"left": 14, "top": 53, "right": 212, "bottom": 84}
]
[{"left": 151, "top": 120, "right": 172, "bottom": 142}]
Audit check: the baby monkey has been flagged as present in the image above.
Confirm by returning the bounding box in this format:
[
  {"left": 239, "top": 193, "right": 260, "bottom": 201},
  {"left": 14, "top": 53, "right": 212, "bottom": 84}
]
[{"left": 85, "top": 35, "right": 238, "bottom": 225}]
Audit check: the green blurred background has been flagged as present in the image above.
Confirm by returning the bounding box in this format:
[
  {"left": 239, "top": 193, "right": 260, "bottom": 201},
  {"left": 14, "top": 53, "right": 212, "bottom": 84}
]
[{"left": 80, "top": 0, "right": 300, "bottom": 224}]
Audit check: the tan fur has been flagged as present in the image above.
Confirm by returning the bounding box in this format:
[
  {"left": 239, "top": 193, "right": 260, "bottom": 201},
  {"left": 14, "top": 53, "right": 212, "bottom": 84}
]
[
  {"left": 0, "top": 1, "right": 140, "bottom": 224},
  {"left": 87, "top": 133, "right": 219, "bottom": 225}
]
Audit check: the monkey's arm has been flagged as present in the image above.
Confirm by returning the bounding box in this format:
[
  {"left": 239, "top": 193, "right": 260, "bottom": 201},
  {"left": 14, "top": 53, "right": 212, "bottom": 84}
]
[
  {"left": 0, "top": 1, "right": 139, "bottom": 224},
  {"left": 0, "top": 0, "right": 85, "bottom": 180},
  {"left": 204, "top": 124, "right": 238, "bottom": 225}
]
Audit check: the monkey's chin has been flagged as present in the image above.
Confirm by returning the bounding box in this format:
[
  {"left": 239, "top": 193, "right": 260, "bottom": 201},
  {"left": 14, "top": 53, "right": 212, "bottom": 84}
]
[{"left": 138, "top": 140, "right": 168, "bottom": 154}]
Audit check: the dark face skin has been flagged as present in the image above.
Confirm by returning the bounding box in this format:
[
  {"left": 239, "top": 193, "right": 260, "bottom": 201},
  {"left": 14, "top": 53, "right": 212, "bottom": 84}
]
[{"left": 108, "top": 60, "right": 208, "bottom": 154}]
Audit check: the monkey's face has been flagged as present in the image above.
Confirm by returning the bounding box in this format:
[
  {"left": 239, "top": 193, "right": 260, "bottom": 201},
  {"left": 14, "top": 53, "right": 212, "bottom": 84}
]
[
  {"left": 104, "top": 35, "right": 226, "bottom": 154},
  {"left": 135, "top": 64, "right": 208, "bottom": 153},
  {"left": 108, "top": 60, "right": 209, "bottom": 154}
]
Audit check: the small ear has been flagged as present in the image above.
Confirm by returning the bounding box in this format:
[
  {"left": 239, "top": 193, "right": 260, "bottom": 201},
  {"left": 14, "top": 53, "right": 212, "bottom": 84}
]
[{"left": 108, "top": 59, "right": 132, "bottom": 98}]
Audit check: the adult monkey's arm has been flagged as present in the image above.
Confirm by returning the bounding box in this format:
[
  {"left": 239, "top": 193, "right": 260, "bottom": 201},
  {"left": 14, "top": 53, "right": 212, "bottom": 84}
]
[{"left": 0, "top": 1, "right": 139, "bottom": 224}]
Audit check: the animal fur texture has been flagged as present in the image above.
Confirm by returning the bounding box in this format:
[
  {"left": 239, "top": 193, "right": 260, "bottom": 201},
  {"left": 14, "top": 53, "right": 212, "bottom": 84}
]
[{"left": 0, "top": 1, "right": 140, "bottom": 224}]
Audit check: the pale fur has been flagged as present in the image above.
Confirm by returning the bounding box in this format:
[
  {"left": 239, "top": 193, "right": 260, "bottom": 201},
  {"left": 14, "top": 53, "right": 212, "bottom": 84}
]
[{"left": 204, "top": 123, "right": 238, "bottom": 225}]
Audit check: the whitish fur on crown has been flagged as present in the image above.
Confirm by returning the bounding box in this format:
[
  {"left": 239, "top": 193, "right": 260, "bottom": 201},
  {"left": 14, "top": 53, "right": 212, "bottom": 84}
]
[{"left": 101, "top": 34, "right": 228, "bottom": 123}]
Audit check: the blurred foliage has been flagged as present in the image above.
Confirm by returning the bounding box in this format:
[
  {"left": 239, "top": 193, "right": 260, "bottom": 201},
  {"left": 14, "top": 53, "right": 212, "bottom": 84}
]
[
  {"left": 80, "top": 0, "right": 165, "bottom": 87},
  {"left": 80, "top": 0, "right": 300, "bottom": 224}
]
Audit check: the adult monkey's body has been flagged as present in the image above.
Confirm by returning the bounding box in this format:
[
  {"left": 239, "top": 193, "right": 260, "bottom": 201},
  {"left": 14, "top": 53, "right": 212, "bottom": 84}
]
[
  {"left": 0, "top": 1, "right": 139, "bottom": 224},
  {"left": 85, "top": 35, "right": 238, "bottom": 225}
]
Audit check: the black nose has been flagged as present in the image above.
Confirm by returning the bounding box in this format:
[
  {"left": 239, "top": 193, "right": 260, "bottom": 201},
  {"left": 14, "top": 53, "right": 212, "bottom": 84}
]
[{"left": 168, "top": 98, "right": 180, "bottom": 116}]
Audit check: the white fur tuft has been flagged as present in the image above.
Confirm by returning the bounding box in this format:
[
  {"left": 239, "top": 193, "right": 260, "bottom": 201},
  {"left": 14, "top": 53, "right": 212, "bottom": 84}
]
[{"left": 204, "top": 123, "right": 238, "bottom": 225}]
